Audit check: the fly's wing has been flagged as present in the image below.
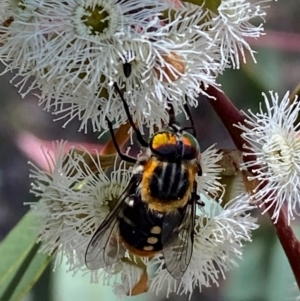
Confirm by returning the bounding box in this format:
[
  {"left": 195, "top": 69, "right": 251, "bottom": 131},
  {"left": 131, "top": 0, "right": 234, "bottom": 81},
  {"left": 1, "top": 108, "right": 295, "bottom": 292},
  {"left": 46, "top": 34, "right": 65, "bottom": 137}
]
[
  {"left": 85, "top": 177, "right": 138, "bottom": 270},
  {"left": 85, "top": 211, "right": 123, "bottom": 270},
  {"left": 161, "top": 193, "right": 196, "bottom": 279}
]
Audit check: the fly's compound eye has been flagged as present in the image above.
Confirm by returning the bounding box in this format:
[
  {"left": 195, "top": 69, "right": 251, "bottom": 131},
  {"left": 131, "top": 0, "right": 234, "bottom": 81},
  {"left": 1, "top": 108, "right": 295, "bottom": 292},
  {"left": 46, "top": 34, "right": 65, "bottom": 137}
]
[{"left": 182, "top": 132, "right": 200, "bottom": 160}]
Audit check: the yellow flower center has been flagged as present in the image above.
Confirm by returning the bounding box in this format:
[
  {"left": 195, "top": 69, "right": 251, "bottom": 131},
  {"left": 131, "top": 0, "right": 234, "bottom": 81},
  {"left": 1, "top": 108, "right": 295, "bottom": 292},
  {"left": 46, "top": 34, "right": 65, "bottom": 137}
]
[
  {"left": 82, "top": 5, "right": 110, "bottom": 35},
  {"left": 262, "top": 132, "right": 300, "bottom": 184}
]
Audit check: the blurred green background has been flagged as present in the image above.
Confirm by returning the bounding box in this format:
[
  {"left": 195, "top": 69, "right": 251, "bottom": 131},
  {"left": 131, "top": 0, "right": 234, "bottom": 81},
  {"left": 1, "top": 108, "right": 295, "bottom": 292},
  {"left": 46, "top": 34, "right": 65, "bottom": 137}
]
[{"left": 0, "top": 1, "right": 300, "bottom": 301}]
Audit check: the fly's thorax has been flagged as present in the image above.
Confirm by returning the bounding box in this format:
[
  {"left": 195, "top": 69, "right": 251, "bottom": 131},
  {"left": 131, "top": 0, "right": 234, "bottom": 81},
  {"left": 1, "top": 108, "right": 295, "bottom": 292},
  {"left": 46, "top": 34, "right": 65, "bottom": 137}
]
[{"left": 140, "top": 156, "right": 199, "bottom": 212}]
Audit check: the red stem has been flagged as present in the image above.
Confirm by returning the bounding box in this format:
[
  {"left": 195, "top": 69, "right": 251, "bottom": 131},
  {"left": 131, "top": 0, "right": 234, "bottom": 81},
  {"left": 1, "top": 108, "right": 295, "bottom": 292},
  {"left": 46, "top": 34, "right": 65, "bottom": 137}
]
[
  {"left": 206, "top": 85, "right": 300, "bottom": 290},
  {"left": 206, "top": 85, "right": 246, "bottom": 151},
  {"left": 270, "top": 205, "right": 300, "bottom": 288}
]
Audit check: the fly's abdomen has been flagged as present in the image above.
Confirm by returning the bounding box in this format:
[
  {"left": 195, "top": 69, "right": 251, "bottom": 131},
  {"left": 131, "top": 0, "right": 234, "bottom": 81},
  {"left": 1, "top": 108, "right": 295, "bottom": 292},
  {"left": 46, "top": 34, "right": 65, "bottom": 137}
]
[
  {"left": 148, "top": 162, "right": 190, "bottom": 201},
  {"left": 118, "top": 201, "right": 163, "bottom": 255}
]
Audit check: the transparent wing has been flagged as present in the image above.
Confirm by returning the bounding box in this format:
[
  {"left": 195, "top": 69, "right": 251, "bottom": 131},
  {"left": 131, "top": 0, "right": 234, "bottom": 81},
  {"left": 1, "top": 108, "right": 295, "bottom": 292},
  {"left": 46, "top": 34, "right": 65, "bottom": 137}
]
[
  {"left": 85, "top": 213, "right": 123, "bottom": 270},
  {"left": 161, "top": 192, "right": 196, "bottom": 279},
  {"left": 85, "top": 177, "right": 138, "bottom": 270}
]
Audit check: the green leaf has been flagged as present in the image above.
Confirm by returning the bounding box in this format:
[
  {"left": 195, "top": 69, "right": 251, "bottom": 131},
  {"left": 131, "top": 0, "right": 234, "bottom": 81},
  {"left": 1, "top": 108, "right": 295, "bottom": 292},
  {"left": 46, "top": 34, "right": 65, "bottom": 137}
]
[{"left": 0, "top": 211, "right": 51, "bottom": 301}]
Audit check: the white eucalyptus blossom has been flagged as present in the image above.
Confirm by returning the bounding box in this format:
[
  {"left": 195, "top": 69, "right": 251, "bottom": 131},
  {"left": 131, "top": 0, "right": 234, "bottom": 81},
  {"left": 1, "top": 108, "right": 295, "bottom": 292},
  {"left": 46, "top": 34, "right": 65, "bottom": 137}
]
[
  {"left": 30, "top": 0, "right": 164, "bottom": 92},
  {"left": 29, "top": 142, "right": 90, "bottom": 260},
  {"left": 29, "top": 142, "right": 132, "bottom": 272},
  {"left": 32, "top": 4, "right": 220, "bottom": 133},
  {"left": 150, "top": 194, "right": 258, "bottom": 297},
  {"left": 131, "top": 5, "right": 220, "bottom": 115},
  {"left": 0, "top": 0, "right": 272, "bottom": 133},
  {"left": 236, "top": 91, "right": 300, "bottom": 224},
  {"left": 0, "top": 0, "right": 49, "bottom": 75},
  {"left": 0, "top": 0, "right": 223, "bottom": 132},
  {"left": 0, "top": 0, "right": 167, "bottom": 95},
  {"left": 202, "top": 0, "right": 270, "bottom": 69}
]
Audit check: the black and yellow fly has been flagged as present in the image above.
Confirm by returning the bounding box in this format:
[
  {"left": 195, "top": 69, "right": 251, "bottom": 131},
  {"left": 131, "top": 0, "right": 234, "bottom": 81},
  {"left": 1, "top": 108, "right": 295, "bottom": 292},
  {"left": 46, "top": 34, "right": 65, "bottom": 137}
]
[{"left": 85, "top": 84, "right": 203, "bottom": 279}]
